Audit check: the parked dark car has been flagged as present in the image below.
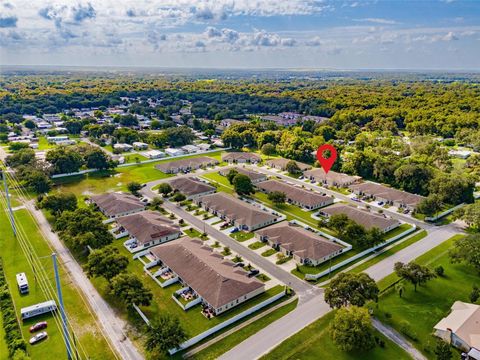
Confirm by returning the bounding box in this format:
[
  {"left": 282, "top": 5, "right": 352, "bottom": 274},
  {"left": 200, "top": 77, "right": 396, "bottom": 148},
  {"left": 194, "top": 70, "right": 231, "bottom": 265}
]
[
  {"left": 247, "top": 269, "right": 260, "bottom": 277},
  {"left": 29, "top": 321, "right": 47, "bottom": 333}
]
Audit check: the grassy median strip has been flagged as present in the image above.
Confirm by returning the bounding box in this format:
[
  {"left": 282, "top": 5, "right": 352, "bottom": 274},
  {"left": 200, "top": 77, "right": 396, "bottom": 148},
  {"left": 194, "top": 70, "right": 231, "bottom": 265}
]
[{"left": 260, "top": 311, "right": 411, "bottom": 360}]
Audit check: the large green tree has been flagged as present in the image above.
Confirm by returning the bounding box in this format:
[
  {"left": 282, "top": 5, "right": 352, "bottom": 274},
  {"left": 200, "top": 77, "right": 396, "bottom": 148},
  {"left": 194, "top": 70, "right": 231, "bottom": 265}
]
[
  {"left": 232, "top": 174, "right": 254, "bottom": 195},
  {"left": 330, "top": 306, "right": 376, "bottom": 352},
  {"left": 449, "top": 234, "right": 480, "bottom": 271},
  {"left": 46, "top": 147, "right": 84, "bottom": 174},
  {"left": 324, "top": 272, "right": 379, "bottom": 308},
  {"left": 109, "top": 273, "right": 153, "bottom": 308},
  {"left": 39, "top": 193, "right": 77, "bottom": 215},
  {"left": 394, "top": 262, "right": 436, "bottom": 291},
  {"left": 86, "top": 246, "right": 129, "bottom": 280},
  {"left": 145, "top": 315, "right": 188, "bottom": 355}
]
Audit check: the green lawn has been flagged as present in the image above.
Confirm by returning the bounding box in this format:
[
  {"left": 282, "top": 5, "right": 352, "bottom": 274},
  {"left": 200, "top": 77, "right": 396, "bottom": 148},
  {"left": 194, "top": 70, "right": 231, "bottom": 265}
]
[
  {"left": 248, "top": 241, "right": 266, "bottom": 250},
  {"left": 261, "top": 249, "right": 277, "bottom": 257},
  {"left": 230, "top": 232, "right": 255, "bottom": 242},
  {"left": 349, "top": 230, "right": 427, "bottom": 275},
  {"left": 53, "top": 150, "right": 225, "bottom": 197},
  {"left": 0, "top": 208, "right": 115, "bottom": 360},
  {"left": 188, "top": 299, "right": 298, "bottom": 360},
  {"left": 261, "top": 311, "right": 411, "bottom": 360},
  {"left": 37, "top": 136, "right": 57, "bottom": 150},
  {"left": 201, "top": 172, "right": 235, "bottom": 195},
  {"left": 184, "top": 228, "right": 203, "bottom": 238},
  {"left": 124, "top": 154, "right": 149, "bottom": 163},
  {"left": 383, "top": 224, "right": 413, "bottom": 240},
  {"left": 375, "top": 234, "right": 468, "bottom": 358}
]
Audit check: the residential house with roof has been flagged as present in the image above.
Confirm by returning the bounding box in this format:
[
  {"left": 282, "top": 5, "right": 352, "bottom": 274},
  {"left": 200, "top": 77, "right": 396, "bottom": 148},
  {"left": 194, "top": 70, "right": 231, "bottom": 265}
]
[
  {"left": 304, "top": 168, "right": 361, "bottom": 188},
  {"left": 319, "top": 203, "right": 401, "bottom": 233},
  {"left": 168, "top": 177, "right": 216, "bottom": 200},
  {"left": 266, "top": 158, "right": 312, "bottom": 172},
  {"left": 349, "top": 182, "right": 425, "bottom": 211},
  {"left": 256, "top": 180, "right": 333, "bottom": 210},
  {"left": 222, "top": 152, "right": 261, "bottom": 164},
  {"left": 116, "top": 211, "right": 181, "bottom": 251},
  {"left": 218, "top": 167, "right": 267, "bottom": 184},
  {"left": 434, "top": 301, "right": 480, "bottom": 359},
  {"left": 155, "top": 156, "right": 219, "bottom": 174},
  {"left": 149, "top": 237, "right": 265, "bottom": 316},
  {"left": 256, "top": 222, "right": 343, "bottom": 266},
  {"left": 90, "top": 192, "right": 146, "bottom": 218},
  {"left": 195, "top": 193, "right": 278, "bottom": 231}
]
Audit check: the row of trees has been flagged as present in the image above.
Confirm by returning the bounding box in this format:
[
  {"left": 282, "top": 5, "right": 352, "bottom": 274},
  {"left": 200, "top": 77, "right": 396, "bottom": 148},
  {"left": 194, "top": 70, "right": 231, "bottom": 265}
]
[
  {"left": 0, "top": 259, "right": 30, "bottom": 359},
  {"left": 322, "top": 213, "right": 384, "bottom": 249}
]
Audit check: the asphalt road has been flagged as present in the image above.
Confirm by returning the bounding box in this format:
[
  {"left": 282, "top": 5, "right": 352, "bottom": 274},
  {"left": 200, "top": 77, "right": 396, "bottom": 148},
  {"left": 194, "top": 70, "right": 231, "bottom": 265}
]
[{"left": 26, "top": 202, "right": 143, "bottom": 360}]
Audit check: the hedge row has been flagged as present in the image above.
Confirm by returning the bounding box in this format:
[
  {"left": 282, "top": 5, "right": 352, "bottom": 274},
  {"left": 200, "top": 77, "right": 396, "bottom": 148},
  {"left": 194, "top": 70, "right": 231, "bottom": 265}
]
[{"left": 0, "top": 259, "right": 30, "bottom": 359}]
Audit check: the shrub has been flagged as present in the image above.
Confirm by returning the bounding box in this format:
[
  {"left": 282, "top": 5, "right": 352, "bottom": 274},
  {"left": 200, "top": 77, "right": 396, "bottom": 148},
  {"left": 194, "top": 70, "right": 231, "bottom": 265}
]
[
  {"left": 0, "top": 260, "right": 30, "bottom": 358},
  {"left": 399, "top": 320, "right": 418, "bottom": 341},
  {"left": 435, "top": 266, "right": 445, "bottom": 277}
]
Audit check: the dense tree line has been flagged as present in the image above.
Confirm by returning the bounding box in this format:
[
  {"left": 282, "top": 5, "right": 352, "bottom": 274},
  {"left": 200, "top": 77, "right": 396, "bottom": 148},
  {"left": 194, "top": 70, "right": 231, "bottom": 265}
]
[{"left": 0, "top": 260, "right": 30, "bottom": 359}]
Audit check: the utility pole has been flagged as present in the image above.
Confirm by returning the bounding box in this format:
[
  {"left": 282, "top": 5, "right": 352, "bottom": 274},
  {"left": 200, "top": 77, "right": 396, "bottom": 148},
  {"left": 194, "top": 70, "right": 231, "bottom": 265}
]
[
  {"left": 1, "top": 170, "right": 16, "bottom": 236},
  {"left": 52, "top": 253, "right": 73, "bottom": 360}
]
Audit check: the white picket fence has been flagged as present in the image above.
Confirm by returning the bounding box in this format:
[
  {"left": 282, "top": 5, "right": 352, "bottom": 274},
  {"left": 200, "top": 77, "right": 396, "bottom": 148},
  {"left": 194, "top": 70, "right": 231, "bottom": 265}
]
[
  {"left": 304, "top": 225, "right": 417, "bottom": 281},
  {"left": 50, "top": 148, "right": 229, "bottom": 179},
  {"left": 424, "top": 203, "right": 465, "bottom": 222},
  {"left": 168, "top": 290, "right": 286, "bottom": 354}
]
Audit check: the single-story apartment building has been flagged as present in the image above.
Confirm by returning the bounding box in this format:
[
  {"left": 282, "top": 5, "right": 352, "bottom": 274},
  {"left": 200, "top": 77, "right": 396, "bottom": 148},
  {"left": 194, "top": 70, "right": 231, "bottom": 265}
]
[
  {"left": 196, "top": 143, "right": 211, "bottom": 151},
  {"left": 256, "top": 180, "right": 333, "bottom": 210},
  {"left": 256, "top": 222, "right": 343, "bottom": 266},
  {"left": 222, "top": 152, "right": 261, "bottom": 164},
  {"left": 319, "top": 203, "right": 401, "bottom": 233},
  {"left": 90, "top": 192, "right": 146, "bottom": 218},
  {"left": 266, "top": 158, "right": 312, "bottom": 172},
  {"left": 434, "top": 301, "right": 480, "bottom": 359},
  {"left": 132, "top": 142, "right": 148, "bottom": 150},
  {"left": 117, "top": 210, "right": 181, "bottom": 250},
  {"left": 195, "top": 193, "right": 278, "bottom": 231},
  {"left": 165, "top": 148, "right": 185, "bottom": 157},
  {"left": 349, "top": 182, "right": 425, "bottom": 211},
  {"left": 149, "top": 237, "right": 265, "bottom": 315},
  {"left": 181, "top": 144, "right": 200, "bottom": 153},
  {"left": 218, "top": 167, "right": 267, "bottom": 184},
  {"left": 303, "top": 168, "right": 362, "bottom": 188},
  {"left": 142, "top": 150, "right": 166, "bottom": 159},
  {"left": 168, "top": 177, "right": 216, "bottom": 200},
  {"left": 113, "top": 143, "right": 133, "bottom": 152},
  {"left": 155, "top": 156, "right": 219, "bottom": 174}
]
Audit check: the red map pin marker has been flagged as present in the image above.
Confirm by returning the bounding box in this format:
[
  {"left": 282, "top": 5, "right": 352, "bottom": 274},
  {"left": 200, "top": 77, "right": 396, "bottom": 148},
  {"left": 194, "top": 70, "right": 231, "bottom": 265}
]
[{"left": 316, "top": 144, "right": 337, "bottom": 174}]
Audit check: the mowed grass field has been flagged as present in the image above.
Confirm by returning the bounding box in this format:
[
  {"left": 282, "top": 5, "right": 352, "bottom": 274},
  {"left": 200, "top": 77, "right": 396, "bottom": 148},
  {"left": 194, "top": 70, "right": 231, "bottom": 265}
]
[
  {"left": 375, "top": 234, "right": 469, "bottom": 358},
  {"left": 260, "top": 311, "right": 411, "bottom": 360},
  {"left": 0, "top": 207, "right": 116, "bottom": 360},
  {"left": 53, "top": 150, "right": 225, "bottom": 197}
]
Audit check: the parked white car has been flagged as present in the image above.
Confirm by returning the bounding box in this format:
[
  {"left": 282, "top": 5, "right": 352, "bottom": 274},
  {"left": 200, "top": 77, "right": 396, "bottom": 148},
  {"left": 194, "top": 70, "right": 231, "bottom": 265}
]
[{"left": 29, "top": 331, "right": 48, "bottom": 345}]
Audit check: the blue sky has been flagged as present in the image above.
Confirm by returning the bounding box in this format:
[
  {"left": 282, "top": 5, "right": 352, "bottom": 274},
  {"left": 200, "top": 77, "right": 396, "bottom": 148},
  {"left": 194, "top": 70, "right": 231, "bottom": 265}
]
[{"left": 1, "top": 0, "right": 479, "bottom": 69}]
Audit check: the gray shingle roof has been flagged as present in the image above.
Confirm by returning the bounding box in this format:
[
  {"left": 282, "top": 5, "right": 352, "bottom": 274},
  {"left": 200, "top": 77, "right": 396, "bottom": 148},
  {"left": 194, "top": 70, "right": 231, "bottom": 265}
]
[
  {"left": 90, "top": 193, "right": 145, "bottom": 217},
  {"left": 117, "top": 210, "right": 181, "bottom": 245},
  {"left": 150, "top": 237, "right": 264, "bottom": 309},
  {"left": 256, "top": 222, "right": 343, "bottom": 261},
  {"left": 168, "top": 177, "right": 216, "bottom": 197}
]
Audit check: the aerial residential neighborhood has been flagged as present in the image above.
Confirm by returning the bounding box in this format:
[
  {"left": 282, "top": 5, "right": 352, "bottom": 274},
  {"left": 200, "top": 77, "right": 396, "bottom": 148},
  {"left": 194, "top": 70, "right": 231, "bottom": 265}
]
[{"left": 0, "top": 1, "right": 480, "bottom": 360}]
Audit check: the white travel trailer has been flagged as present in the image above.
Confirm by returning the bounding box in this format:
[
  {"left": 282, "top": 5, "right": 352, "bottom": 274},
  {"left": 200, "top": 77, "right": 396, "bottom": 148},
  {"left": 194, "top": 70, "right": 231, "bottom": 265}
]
[
  {"left": 16, "top": 273, "right": 29, "bottom": 294},
  {"left": 21, "top": 300, "right": 57, "bottom": 320}
]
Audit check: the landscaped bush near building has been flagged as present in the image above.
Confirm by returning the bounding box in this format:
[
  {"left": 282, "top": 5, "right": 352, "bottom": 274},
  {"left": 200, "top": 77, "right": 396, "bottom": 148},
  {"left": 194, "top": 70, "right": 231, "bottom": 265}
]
[{"left": 0, "top": 260, "right": 30, "bottom": 359}]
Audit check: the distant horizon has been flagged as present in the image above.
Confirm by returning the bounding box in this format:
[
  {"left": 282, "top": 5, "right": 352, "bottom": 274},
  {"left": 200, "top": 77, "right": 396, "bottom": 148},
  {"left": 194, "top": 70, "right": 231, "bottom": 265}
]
[{"left": 2, "top": 64, "right": 480, "bottom": 73}]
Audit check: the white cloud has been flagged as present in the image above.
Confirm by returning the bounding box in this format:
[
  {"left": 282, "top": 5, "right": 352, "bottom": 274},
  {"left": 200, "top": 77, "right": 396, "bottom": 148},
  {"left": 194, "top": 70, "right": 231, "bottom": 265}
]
[{"left": 354, "top": 18, "right": 398, "bottom": 25}]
